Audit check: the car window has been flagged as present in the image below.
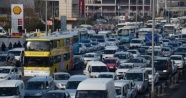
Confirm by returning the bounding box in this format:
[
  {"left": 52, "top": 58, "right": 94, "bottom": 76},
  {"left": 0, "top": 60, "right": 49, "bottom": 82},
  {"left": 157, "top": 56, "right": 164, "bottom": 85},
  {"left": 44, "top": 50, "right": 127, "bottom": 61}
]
[{"left": 15, "top": 68, "right": 18, "bottom": 72}]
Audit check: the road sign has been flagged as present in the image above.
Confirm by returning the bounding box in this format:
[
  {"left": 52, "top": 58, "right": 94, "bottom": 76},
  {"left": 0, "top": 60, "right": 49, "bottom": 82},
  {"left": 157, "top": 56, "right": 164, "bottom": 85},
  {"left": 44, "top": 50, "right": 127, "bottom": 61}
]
[{"left": 178, "top": 2, "right": 184, "bottom": 7}]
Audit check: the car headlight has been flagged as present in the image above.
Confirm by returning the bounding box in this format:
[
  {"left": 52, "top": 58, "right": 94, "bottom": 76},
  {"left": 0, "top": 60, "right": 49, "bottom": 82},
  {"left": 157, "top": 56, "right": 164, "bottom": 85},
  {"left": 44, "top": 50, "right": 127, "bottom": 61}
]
[
  {"left": 56, "top": 83, "right": 61, "bottom": 87},
  {"left": 137, "top": 84, "right": 142, "bottom": 89},
  {"left": 35, "top": 92, "right": 42, "bottom": 96},
  {"left": 163, "top": 70, "right": 167, "bottom": 72}
]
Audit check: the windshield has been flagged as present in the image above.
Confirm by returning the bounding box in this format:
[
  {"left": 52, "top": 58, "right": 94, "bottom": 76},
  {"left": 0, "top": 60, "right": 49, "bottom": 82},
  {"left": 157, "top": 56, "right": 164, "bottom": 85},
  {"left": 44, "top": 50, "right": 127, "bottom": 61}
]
[
  {"left": 170, "top": 56, "right": 182, "bottom": 60},
  {"left": 104, "top": 50, "right": 116, "bottom": 54},
  {"left": 118, "top": 29, "right": 129, "bottom": 36},
  {"left": 162, "top": 48, "right": 170, "bottom": 51},
  {"left": 114, "top": 54, "right": 127, "bottom": 59},
  {"left": 0, "top": 87, "right": 17, "bottom": 96},
  {"left": 118, "top": 65, "right": 133, "bottom": 69},
  {"left": 82, "top": 40, "right": 90, "bottom": 43},
  {"left": 0, "top": 68, "right": 10, "bottom": 73},
  {"left": 131, "top": 40, "right": 141, "bottom": 43},
  {"left": 140, "top": 56, "right": 150, "bottom": 60},
  {"left": 54, "top": 74, "right": 70, "bottom": 80},
  {"left": 85, "top": 44, "right": 91, "bottom": 47},
  {"left": 92, "top": 43, "right": 97, "bottom": 45},
  {"left": 92, "top": 35, "right": 104, "bottom": 39},
  {"left": 66, "top": 81, "right": 81, "bottom": 89},
  {"left": 0, "top": 56, "right": 6, "bottom": 62},
  {"left": 84, "top": 54, "right": 95, "bottom": 58},
  {"left": 164, "top": 26, "right": 174, "bottom": 31},
  {"left": 98, "top": 74, "right": 113, "bottom": 78},
  {"left": 103, "top": 59, "right": 116, "bottom": 64},
  {"left": 92, "top": 66, "right": 108, "bottom": 72},
  {"left": 8, "top": 51, "right": 21, "bottom": 56},
  {"left": 24, "top": 57, "right": 50, "bottom": 67},
  {"left": 176, "top": 48, "right": 186, "bottom": 52},
  {"left": 97, "top": 39, "right": 105, "bottom": 42},
  {"left": 115, "top": 87, "right": 122, "bottom": 95},
  {"left": 128, "top": 51, "right": 136, "bottom": 54},
  {"left": 126, "top": 73, "right": 143, "bottom": 81},
  {"left": 182, "top": 35, "right": 186, "bottom": 38},
  {"left": 76, "top": 90, "right": 107, "bottom": 98},
  {"left": 162, "top": 40, "right": 169, "bottom": 42},
  {"left": 154, "top": 60, "right": 168, "bottom": 70},
  {"left": 129, "top": 59, "right": 143, "bottom": 63},
  {"left": 108, "top": 39, "right": 115, "bottom": 41},
  {"left": 26, "top": 41, "right": 50, "bottom": 51},
  {"left": 26, "top": 81, "right": 45, "bottom": 90},
  {"left": 46, "top": 93, "right": 65, "bottom": 98}
]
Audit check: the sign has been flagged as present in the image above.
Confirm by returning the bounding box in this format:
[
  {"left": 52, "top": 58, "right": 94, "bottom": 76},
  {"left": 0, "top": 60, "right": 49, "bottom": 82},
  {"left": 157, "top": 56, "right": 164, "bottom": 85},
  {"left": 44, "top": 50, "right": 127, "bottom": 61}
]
[
  {"left": 11, "top": 4, "right": 24, "bottom": 38},
  {"left": 178, "top": 2, "right": 184, "bottom": 7},
  {"left": 47, "top": 21, "right": 53, "bottom": 26},
  {"left": 24, "top": 52, "right": 50, "bottom": 57},
  {"left": 61, "top": 16, "right": 67, "bottom": 31}
]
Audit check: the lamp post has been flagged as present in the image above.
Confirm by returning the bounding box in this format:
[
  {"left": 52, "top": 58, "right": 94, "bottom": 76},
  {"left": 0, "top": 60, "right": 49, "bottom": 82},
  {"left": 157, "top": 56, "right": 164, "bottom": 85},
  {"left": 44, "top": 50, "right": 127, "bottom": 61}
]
[
  {"left": 45, "top": 0, "right": 48, "bottom": 36},
  {"left": 151, "top": 0, "right": 155, "bottom": 97}
]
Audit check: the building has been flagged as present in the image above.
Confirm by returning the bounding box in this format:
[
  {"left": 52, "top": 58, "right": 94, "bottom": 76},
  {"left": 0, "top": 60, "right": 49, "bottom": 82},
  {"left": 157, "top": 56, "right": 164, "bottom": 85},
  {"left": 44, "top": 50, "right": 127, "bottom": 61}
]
[{"left": 85, "top": 0, "right": 155, "bottom": 20}]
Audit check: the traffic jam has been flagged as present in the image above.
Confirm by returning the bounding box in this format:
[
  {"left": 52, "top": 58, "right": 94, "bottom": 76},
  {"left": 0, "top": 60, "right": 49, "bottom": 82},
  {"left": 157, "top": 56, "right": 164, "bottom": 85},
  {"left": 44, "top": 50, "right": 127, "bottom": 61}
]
[{"left": 0, "top": 17, "right": 186, "bottom": 98}]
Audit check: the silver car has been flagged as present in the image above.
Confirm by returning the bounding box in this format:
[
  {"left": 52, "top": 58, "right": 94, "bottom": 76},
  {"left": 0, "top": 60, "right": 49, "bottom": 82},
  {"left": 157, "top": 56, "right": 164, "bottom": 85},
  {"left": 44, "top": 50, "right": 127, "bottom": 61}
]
[
  {"left": 83, "top": 53, "right": 100, "bottom": 65},
  {"left": 53, "top": 72, "right": 71, "bottom": 89}
]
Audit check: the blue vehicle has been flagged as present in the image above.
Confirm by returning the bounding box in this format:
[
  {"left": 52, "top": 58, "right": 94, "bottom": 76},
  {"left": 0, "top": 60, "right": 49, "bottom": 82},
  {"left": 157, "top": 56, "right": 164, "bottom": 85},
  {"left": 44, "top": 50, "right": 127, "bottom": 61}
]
[
  {"left": 117, "top": 26, "right": 136, "bottom": 43},
  {"left": 74, "top": 28, "right": 89, "bottom": 41},
  {"left": 145, "top": 33, "right": 159, "bottom": 45}
]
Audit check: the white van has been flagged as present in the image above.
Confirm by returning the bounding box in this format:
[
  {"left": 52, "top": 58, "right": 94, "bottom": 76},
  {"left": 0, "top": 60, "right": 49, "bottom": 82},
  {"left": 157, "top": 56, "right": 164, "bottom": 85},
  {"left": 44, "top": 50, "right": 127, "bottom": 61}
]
[
  {"left": 83, "top": 61, "right": 109, "bottom": 78},
  {"left": 8, "top": 48, "right": 25, "bottom": 66},
  {"left": 76, "top": 78, "right": 116, "bottom": 98},
  {"left": 102, "top": 46, "right": 119, "bottom": 60},
  {"left": 0, "top": 80, "right": 25, "bottom": 98}
]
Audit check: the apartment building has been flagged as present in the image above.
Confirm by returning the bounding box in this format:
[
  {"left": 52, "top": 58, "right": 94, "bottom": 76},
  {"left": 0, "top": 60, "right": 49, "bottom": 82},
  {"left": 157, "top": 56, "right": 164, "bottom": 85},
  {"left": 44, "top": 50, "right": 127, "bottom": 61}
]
[{"left": 85, "top": 0, "right": 154, "bottom": 20}]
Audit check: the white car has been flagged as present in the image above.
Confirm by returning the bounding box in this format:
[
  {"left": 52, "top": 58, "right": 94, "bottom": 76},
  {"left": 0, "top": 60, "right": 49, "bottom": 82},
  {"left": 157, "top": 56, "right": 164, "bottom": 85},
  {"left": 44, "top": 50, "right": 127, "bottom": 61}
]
[
  {"left": 79, "top": 43, "right": 87, "bottom": 53},
  {"left": 83, "top": 53, "right": 100, "bottom": 65},
  {"left": 162, "top": 39, "right": 171, "bottom": 46},
  {"left": 97, "top": 72, "right": 118, "bottom": 80},
  {"left": 0, "top": 66, "right": 22, "bottom": 80},
  {"left": 130, "top": 38, "right": 144, "bottom": 48},
  {"left": 107, "top": 38, "right": 119, "bottom": 45},
  {"left": 115, "top": 63, "right": 134, "bottom": 79},
  {"left": 170, "top": 55, "right": 185, "bottom": 69},
  {"left": 53, "top": 72, "right": 71, "bottom": 89},
  {"left": 145, "top": 68, "right": 160, "bottom": 85},
  {"left": 127, "top": 49, "right": 140, "bottom": 58}
]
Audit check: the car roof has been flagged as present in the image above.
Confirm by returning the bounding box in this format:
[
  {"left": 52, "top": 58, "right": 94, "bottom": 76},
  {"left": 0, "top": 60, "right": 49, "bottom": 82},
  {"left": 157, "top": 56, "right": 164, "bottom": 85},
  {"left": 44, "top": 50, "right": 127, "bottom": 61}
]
[
  {"left": 8, "top": 48, "right": 25, "bottom": 51},
  {"left": 126, "top": 68, "right": 147, "bottom": 73},
  {"left": 28, "top": 76, "right": 52, "bottom": 82},
  {"left": 115, "top": 51, "right": 129, "bottom": 54},
  {"left": 0, "top": 80, "right": 23, "bottom": 87},
  {"left": 68, "top": 75, "right": 88, "bottom": 81},
  {"left": 88, "top": 61, "right": 106, "bottom": 66},
  {"left": 53, "top": 72, "right": 70, "bottom": 75},
  {"left": 114, "top": 80, "right": 127, "bottom": 87}
]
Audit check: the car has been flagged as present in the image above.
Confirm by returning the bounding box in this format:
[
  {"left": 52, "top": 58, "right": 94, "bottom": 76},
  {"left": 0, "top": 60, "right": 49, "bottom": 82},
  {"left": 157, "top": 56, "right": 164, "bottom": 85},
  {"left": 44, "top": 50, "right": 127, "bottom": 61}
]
[
  {"left": 161, "top": 39, "right": 171, "bottom": 46},
  {"left": 127, "top": 57, "right": 147, "bottom": 68},
  {"left": 145, "top": 68, "right": 160, "bottom": 85},
  {"left": 42, "top": 90, "right": 71, "bottom": 98},
  {"left": 79, "top": 43, "right": 87, "bottom": 53},
  {"left": 65, "top": 75, "right": 88, "bottom": 98},
  {"left": 115, "top": 63, "right": 134, "bottom": 79},
  {"left": 97, "top": 72, "right": 118, "bottom": 80},
  {"left": 170, "top": 55, "right": 185, "bottom": 69},
  {"left": 0, "top": 66, "right": 22, "bottom": 80},
  {"left": 127, "top": 49, "right": 140, "bottom": 58},
  {"left": 102, "top": 46, "right": 119, "bottom": 60},
  {"left": 114, "top": 51, "right": 133, "bottom": 64},
  {"left": 73, "top": 55, "right": 84, "bottom": 69},
  {"left": 84, "top": 43, "right": 94, "bottom": 52},
  {"left": 103, "top": 57, "right": 120, "bottom": 71},
  {"left": 139, "top": 55, "right": 152, "bottom": 67},
  {"left": 162, "top": 47, "right": 173, "bottom": 57},
  {"left": 53, "top": 72, "right": 71, "bottom": 89},
  {"left": 174, "top": 47, "right": 186, "bottom": 60},
  {"left": 107, "top": 38, "right": 119, "bottom": 45},
  {"left": 117, "top": 45, "right": 128, "bottom": 52},
  {"left": 130, "top": 38, "right": 144, "bottom": 48},
  {"left": 83, "top": 53, "right": 100, "bottom": 65},
  {"left": 147, "top": 46, "right": 162, "bottom": 54},
  {"left": 168, "top": 42, "right": 179, "bottom": 51},
  {"left": 91, "top": 41, "right": 101, "bottom": 50},
  {"left": 97, "top": 39, "right": 106, "bottom": 49}
]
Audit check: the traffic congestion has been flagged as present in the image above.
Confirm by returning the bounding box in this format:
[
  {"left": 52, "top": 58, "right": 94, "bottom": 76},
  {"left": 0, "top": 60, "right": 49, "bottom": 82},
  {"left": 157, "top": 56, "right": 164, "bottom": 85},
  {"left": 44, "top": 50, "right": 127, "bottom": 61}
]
[{"left": 0, "top": 16, "right": 186, "bottom": 98}]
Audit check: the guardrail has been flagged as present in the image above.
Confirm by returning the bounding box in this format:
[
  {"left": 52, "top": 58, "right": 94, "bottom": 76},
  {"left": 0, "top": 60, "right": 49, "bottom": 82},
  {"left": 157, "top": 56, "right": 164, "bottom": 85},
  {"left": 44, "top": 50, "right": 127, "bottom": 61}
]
[{"left": 145, "top": 68, "right": 184, "bottom": 98}]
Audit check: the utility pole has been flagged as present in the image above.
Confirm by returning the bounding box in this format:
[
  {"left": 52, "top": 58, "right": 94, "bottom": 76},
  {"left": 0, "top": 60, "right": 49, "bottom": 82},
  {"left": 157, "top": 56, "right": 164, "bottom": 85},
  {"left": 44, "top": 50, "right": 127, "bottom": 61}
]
[
  {"left": 45, "top": 0, "right": 48, "bottom": 36},
  {"left": 151, "top": 0, "right": 155, "bottom": 97}
]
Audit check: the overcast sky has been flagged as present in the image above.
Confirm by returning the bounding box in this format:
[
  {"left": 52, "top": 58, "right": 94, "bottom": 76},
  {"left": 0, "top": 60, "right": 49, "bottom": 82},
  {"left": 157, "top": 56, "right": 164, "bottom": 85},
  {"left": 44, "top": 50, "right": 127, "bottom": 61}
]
[{"left": 0, "top": 0, "right": 35, "bottom": 8}]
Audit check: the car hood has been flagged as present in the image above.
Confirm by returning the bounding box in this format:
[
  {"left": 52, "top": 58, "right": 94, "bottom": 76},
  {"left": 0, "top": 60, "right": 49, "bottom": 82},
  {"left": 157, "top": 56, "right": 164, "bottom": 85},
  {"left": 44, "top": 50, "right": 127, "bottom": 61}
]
[
  {"left": 0, "top": 73, "right": 8, "bottom": 77},
  {"left": 133, "top": 63, "right": 145, "bottom": 67},
  {"left": 120, "top": 59, "right": 128, "bottom": 63},
  {"left": 172, "top": 60, "right": 182, "bottom": 63},
  {"left": 130, "top": 43, "right": 141, "bottom": 45},
  {"left": 84, "top": 58, "right": 95, "bottom": 61},
  {"left": 25, "top": 90, "right": 45, "bottom": 96},
  {"left": 90, "top": 72, "right": 101, "bottom": 77},
  {"left": 106, "top": 64, "right": 117, "bottom": 67},
  {"left": 134, "top": 81, "right": 143, "bottom": 85},
  {"left": 116, "top": 69, "right": 130, "bottom": 73},
  {"left": 54, "top": 80, "right": 68, "bottom": 84},
  {"left": 0, "top": 96, "right": 18, "bottom": 98}
]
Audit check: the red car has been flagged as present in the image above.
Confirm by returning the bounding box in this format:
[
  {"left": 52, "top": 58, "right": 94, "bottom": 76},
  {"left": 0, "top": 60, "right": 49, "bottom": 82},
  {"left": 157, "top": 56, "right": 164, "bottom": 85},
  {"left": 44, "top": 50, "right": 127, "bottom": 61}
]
[{"left": 103, "top": 58, "right": 120, "bottom": 72}]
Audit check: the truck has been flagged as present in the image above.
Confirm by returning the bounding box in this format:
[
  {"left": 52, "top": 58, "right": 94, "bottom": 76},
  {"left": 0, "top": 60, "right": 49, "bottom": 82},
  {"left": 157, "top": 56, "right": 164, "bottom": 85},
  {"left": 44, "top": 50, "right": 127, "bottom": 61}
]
[{"left": 144, "top": 33, "right": 159, "bottom": 45}]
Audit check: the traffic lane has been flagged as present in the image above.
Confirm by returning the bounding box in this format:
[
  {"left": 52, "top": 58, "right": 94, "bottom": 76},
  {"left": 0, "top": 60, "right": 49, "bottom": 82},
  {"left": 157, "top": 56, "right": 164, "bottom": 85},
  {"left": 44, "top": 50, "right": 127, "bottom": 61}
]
[{"left": 155, "top": 72, "right": 186, "bottom": 98}]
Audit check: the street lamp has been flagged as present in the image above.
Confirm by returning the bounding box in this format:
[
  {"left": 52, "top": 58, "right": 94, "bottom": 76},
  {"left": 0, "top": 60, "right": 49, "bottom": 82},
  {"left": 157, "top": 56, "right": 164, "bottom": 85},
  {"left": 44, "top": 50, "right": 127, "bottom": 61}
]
[{"left": 45, "top": 0, "right": 48, "bottom": 36}]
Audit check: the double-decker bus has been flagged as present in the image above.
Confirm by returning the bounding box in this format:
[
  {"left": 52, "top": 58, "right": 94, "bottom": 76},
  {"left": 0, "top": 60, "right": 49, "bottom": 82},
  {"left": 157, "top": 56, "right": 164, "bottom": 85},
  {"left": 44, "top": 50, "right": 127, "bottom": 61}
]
[
  {"left": 24, "top": 34, "right": 73, "bottom": 76},
  {"left": 63, "top": 30, "right": 80, "bottom": 55}
]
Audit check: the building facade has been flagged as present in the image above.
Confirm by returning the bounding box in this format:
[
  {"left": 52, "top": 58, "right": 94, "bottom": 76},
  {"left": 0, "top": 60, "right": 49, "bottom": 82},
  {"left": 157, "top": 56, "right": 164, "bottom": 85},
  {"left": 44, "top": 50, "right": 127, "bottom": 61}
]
[{"left": 85, "top": 0, "right": 154, "bottom": 20}]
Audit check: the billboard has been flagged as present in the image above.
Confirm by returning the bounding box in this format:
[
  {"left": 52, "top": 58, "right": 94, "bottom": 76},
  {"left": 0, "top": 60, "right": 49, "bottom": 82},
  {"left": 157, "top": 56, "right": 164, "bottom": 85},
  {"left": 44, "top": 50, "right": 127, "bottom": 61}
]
[
  {"left": 61, "top": 16, "right": 67, "bottom": 31},
  {"left": 11, "top": 4, "right": 24, "bottom": 38}
]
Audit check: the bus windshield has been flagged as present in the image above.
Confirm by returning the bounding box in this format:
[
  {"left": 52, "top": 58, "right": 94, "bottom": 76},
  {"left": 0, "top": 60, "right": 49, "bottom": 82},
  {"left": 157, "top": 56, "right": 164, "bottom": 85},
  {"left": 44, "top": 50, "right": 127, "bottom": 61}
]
[
  {"left": 76, "top": 90, "right": 107, "bottom": 98},
  {"left": 118, "top": 29, "right": 129, "bottom": 36},
  {"left": 24, "top": 57, "right": 50, "bottom": 67},
  {"left": 26, "top": 41, "right": 50, "bottom": 51}
]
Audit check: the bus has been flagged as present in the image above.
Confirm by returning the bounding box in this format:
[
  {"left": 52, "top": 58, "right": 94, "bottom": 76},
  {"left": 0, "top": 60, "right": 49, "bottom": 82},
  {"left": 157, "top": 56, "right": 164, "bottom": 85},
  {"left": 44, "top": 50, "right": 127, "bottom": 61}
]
[
  {"left": 24, "top": 34, "right": 73, "bottom": 76},
  {"left": 117, "top": 26, "right": 136, "bottom": 43},
  {"left": 74, "top": 28, "right": 89, "bottom": 41},
  {"left": 62, "top": 30, "right": 80, "bottom": 55},
  {"left": 137, "top": 28, "right": 153, "bottom": 39}
]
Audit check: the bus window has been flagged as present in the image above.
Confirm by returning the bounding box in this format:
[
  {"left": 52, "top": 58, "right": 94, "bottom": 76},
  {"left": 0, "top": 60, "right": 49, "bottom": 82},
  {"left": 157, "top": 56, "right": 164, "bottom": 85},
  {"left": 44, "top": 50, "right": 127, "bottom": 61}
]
[
  {"left": 64, "top": 53, "right": 70, "bottom": 61},
  {"left": 57, "top": 40, "right": 60, "bottom": 47},
  {"left": 53, "top": 40, "right": 57, "bottom": 48},
  {"left": 60, "top": 39, "right": 64, "bottom": 46},
  {"left": 64, "top": 38, "right": 70, "bottom": 45},
  {"left": 73, "top": 36, "right": 79, "bottom": 44}
]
